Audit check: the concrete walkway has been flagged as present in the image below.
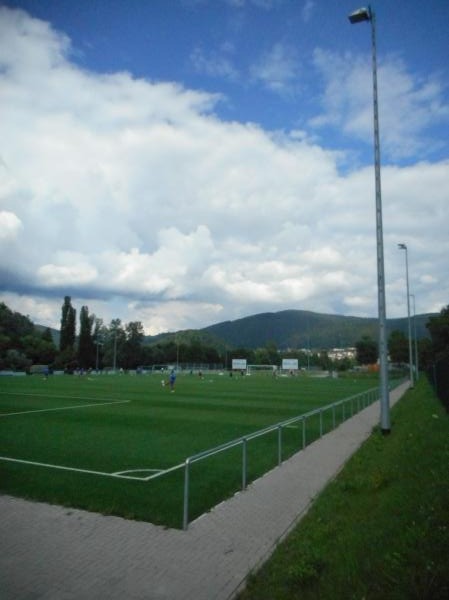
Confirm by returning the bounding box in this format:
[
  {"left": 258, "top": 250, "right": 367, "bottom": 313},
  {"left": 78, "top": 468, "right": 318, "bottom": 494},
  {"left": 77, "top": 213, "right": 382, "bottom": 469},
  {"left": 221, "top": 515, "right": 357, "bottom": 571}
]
[{"left": 0, "top": 382, "right": 409, "bottom": 600}]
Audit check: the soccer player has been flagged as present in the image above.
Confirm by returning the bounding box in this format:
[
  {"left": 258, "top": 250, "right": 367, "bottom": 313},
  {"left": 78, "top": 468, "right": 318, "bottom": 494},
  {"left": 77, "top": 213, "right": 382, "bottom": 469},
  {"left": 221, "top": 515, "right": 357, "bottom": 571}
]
[{"left": 169, "top": 369, "right": 176, "bottom": 392}]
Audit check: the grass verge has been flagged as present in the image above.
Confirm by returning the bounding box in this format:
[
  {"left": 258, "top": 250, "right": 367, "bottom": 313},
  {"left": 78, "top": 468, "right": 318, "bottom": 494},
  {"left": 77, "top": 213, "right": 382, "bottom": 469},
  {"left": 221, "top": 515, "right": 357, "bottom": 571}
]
[{"left": 238, "top": 377, "right": 449, "bottom": 600}]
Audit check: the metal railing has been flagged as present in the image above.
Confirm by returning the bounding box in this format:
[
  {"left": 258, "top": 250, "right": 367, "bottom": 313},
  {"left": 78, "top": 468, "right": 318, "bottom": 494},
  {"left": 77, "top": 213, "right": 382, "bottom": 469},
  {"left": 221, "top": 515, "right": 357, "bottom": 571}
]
[{"left": 180, "top": 385, "right": 382, "bottom": 529}]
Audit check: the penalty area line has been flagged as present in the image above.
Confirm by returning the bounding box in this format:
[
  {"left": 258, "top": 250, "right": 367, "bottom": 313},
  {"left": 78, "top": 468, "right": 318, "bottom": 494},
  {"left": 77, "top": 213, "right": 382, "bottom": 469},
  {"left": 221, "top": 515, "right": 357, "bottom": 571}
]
[
  {"left": 0, "top": 455, "right": 121, "bottom": 479},
  {"left": 110, "top": 464, "right": 185, "bottom": 481},
  {"left": 0, "top": 455, "right": 184, "bottom": 482},
  {"left": 0, "top": 400, "right": 130, "bottom": 417}
]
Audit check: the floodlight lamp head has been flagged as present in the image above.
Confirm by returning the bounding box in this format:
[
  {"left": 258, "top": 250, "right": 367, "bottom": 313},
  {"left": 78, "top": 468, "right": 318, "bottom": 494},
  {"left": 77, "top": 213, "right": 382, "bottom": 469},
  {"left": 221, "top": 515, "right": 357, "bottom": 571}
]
[
  {"left": 398, "top": 243, "right": 407, "bottom": 250},
  {"left": 348, "top": 7, "right": 371, "bottom": 24}
]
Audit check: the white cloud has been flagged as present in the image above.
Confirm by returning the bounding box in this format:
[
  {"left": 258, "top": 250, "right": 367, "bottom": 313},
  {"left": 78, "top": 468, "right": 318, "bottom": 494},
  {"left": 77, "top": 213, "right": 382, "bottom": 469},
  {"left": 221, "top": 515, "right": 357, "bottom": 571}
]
[
  {"left": 310, "top": 48, "right": 449, "bottom": 160},
  {"left": 0, "top": 211, "right": 22, "bottom": 241},
  {"left": 190, "top": 44, "right": 239, "bottom": 80},
  {"left": 302, "top": 1, "right": 315, "bottom": 23},
  {"left": 224, "top": 0, "right": 281, "bottom": 8},
  {"left": 0, "top": 6, "right": 448, "bottom": 336},
  {"left": 37, "top": 253, "right": 98, "bottom": 287},
  {"left": 131, "top": 300, "right": 225, "bottom": 335},
  {"left": 250, "top": 42, "right": 300, "bottom": 97}
]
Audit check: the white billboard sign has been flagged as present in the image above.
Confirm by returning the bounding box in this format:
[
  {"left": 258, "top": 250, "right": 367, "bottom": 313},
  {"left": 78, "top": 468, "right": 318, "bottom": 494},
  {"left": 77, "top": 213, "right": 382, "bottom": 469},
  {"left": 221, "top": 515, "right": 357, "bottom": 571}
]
[
  {"left": 232, "top": 358, "right": 247, "bottom": 370},
  {"left": 282, "top": 358, "right": 299, "bottom": 370}
]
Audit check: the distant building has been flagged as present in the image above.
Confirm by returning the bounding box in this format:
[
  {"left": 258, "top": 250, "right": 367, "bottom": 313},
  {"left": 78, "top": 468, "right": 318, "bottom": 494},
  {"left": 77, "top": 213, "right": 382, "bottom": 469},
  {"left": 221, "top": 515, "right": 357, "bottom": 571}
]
[{"left": 327, "top": 348, "right": 357, "bottom": 361}]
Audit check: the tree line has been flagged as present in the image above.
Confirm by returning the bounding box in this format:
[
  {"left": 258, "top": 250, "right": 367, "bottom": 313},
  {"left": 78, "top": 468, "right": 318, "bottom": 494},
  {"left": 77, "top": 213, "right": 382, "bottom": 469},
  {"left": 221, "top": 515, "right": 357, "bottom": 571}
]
[{"left": 0, "top": 297, "right": 448, "bottom": 373}]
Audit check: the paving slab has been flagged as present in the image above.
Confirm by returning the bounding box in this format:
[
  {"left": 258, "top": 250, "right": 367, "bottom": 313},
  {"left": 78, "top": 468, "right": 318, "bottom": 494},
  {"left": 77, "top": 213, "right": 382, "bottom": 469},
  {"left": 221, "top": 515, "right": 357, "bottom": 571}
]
[{"left": 0, "top": 382, "right": 409, "bottom": 600}]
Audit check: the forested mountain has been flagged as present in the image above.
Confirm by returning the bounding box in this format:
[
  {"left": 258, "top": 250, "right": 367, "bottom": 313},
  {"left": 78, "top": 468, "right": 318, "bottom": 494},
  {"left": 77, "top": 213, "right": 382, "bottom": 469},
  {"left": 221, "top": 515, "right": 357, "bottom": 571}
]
[
  {"left": 148, "top": 309, "right": 434, "bottom": 350},
  {"left": 0, "top": 299, "right": 441, "bottom": 371}
]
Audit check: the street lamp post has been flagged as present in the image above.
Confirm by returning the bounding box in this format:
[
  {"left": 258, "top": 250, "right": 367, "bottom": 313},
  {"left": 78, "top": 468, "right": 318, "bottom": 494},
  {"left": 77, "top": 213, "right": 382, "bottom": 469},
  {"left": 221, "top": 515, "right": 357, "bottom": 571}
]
[
  {"left": 398, "top": 243, "right": 414, "bottom": 387},
  {"left": 410, "top": 293, "right": 419, "bottom": 381},
  {"left": 349, "top": 5, "right": 390, "bottom": 433}
]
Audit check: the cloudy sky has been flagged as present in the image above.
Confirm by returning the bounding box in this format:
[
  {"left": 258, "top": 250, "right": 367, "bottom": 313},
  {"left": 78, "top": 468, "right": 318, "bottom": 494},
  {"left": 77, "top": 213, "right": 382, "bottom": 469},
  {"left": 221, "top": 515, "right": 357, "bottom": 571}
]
[{"left": 1, "top": 0, "right": 448, "bottom": 335}]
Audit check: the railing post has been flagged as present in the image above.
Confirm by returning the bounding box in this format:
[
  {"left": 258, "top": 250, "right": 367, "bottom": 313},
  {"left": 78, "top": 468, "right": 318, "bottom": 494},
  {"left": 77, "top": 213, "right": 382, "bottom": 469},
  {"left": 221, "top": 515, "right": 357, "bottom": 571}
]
[
  {"left": 242, "top": 438, "right": 247, "bottom": 490},
  {"left": 278, "top": 425, "right": 282, "bottom": 465},
  {"left": 183, "top": 458, "right": 190, "bottom": 531}
]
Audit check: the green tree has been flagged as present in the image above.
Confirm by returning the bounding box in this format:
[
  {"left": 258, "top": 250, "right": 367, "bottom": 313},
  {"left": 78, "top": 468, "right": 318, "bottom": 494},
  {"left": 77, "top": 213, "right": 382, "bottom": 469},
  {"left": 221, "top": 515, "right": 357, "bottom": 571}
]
[
  {"left": 355, "top": 335, "right": 378, "bottom": 365},
  {"left": 78, "top": 306, "right": 96, "bottom": 368},
  {"left": 203, "top": 345, "right": 220, "bottom": 364},
  {"left": 103, "top": 319, "right": 126, "bottom": 369},
  {"left": 124, "top": 321, "right": 145, "bottom": 368},
  {"left": 427, "top": 305, "right": 449, "bottom": 360},
  {"left": 91, "top": 318, "right": 106, "bottom": 370},
  {"left": 334, "top": 356, "right": 354, "bottom": 371},
  {"left": 4, "top": 349, "right": 31, "bottom": 370},
  {"left": 253, "top": 347, "right": 270, "bottom": 365},
  {"left": 162, "top": 340, "right": 177, "bottom": 363},
  {"left": 0, "top": 302, "right": 34, "bottom": 348},
  {"left": 22, "top": 333, "right": 57, "bottom": 365},
  {"left": 0, "top": 333, "right": 10, "bottom": 358},
  {"left": 265, "top": 341, "right": 280, "bottom": 365},
  {"left": 41, "top": 327, "right": 54, "bottom": 344},
  {"left": 141, "top": 344, "right": 154, "bottom": 366},
  {"left": 318, "top": 350, "right": 332, "bottom": 370},
  {"left": 0, "top": 302, "right": 38, "bottom": 368},
  {"left": 230, "top": 348, "right": 255, "bottom": 364},
  {"left": 184, "top": 336, "right": 204, "bottom": 363},
  {"left": 59, "top": 296, "right": 76, "bottom": 353},
  {"left": 40, "top": 328, "right": 57, "bottom": 363},
  {"left": 388, "top": 330, "right": 409, "bottom": 364},
  {"left": 418, "top": 337, "right": 433, "bottom": 371}
]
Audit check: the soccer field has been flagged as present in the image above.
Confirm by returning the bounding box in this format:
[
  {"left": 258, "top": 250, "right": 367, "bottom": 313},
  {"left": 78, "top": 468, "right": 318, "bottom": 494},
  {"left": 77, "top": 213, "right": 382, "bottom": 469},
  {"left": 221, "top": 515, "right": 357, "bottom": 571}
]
[{"left": 0, "top": 372, "right": 380, "bottom": 528}]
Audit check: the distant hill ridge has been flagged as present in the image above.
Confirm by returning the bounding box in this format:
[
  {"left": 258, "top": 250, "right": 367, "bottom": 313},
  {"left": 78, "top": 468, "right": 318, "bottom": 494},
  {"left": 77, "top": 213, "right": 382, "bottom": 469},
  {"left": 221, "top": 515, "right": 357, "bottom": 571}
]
[{"left": 147, "top": 309, "right": 434, "bottom": 350}]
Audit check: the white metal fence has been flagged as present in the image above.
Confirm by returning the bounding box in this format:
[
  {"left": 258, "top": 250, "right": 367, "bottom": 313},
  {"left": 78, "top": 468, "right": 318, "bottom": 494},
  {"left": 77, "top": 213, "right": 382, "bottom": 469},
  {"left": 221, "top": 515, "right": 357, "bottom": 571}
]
[
  {"left": 178, "top": 384, "right": 389, "bottom": 529},
  {"left": 143, "top": 381, "right": 404, "bottom": 529}
]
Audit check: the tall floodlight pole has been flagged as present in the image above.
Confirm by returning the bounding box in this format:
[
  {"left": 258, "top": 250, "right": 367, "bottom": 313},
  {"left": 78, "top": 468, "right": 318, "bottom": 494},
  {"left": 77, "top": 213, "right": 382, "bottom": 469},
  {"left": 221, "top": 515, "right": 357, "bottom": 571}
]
[
  {"left": 113, "top": 331, "right": 117, "bottom": 372},
  {"left": 349, "top": 6, "right": 390, "bottom": 433},
  {"left": 398, "top": 243, "right": 414, "bottom": 387},
  {"left": 410, "top": 293, "right": 419, "bottom": 381}
]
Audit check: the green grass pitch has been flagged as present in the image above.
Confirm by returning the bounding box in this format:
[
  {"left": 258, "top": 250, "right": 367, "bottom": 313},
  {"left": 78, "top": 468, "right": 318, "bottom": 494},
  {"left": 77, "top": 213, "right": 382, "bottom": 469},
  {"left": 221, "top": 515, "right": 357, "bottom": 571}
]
[{"left": 0, "top": 372, "right": 380, "bottom": 528}]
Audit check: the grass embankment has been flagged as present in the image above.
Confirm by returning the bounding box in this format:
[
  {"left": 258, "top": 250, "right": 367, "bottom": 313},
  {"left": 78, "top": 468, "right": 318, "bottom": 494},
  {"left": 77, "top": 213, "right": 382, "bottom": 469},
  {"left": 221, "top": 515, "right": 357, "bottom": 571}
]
[{"left": 239, "top": 378, "right": 449, "bottom": 600}]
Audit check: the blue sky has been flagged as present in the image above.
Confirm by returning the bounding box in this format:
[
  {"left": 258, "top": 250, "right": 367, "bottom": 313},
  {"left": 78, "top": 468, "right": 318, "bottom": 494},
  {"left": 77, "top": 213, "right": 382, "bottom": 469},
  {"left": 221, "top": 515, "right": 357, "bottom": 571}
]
[
  {"left": 8, "top": 0, "right": 448, "bottom": 162},
  {"left": 1, "top": 0, "right": 448, "bottom": 335}
]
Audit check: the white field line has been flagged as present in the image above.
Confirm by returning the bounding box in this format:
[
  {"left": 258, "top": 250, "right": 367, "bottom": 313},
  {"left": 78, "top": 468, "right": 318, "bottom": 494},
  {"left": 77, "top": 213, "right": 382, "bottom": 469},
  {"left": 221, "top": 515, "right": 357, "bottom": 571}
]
[
  {"left": 113, "top": 468, "right": 163, "bottom": 477},
  {"left": 0, "top": 455, "right": 181, "bottom": 481},
  {"left": 0, "top": 400, "right": 130, "bottom": 417},
  {"left": 0, "top": 391, "right": 125, "bottom": 402},
  {"left": 0, "top": 456, "right": 121, "bottom": 479}
]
